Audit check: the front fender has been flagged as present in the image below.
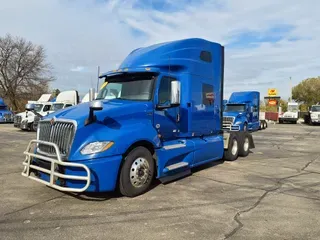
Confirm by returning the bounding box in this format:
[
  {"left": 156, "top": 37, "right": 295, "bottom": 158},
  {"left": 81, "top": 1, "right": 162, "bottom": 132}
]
[{"left": 68, "top": 121, "right": 161, "bottom": 161}]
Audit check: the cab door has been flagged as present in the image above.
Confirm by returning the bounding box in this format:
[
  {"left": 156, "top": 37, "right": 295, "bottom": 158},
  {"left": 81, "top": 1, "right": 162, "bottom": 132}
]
[{"left": 153, "top": 76, "right": 180, "bottom": 141}]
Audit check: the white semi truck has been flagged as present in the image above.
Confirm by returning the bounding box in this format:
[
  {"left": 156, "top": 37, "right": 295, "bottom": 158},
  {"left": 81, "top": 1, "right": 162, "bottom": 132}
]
[
  {"left": 32, "top": 90, "right": 80, "bottom": 131},
  {"left": 14, "top": 94, "right": 53, "bottom": 131},
  {"left": 279, "top": 102, "right": 299, "bottom": 124},
  {"left": 306, "top": 104, "right": 320, "bottom": 125}
]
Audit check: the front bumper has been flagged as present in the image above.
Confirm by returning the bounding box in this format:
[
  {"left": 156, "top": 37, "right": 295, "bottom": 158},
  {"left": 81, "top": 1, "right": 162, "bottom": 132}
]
[
  {"left": 279, "top": 117, "right": 297, "bottom": 122},
  {"left": 0, "top": 117, "right": 14, "bottom": 123},
  {"left": 311, "top": 118, "right": 320, "bottom": 123},
  {"left": 22, "top": 140, "right": 122, "bottom": 193},
  {"left": 222, "top": 123, "right": 240, "bottom": 131}
]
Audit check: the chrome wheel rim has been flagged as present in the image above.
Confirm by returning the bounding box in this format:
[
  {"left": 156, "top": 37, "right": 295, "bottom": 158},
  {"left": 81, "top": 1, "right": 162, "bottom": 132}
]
[
  {"left": 244, "top": 138, "right": 249, "bottom": 152},
  {"left": 130, "top": 157, "right": 150, "bottom": 188},
  {"left": 231, "top": 139, "right": 238, "bottom": 155}
]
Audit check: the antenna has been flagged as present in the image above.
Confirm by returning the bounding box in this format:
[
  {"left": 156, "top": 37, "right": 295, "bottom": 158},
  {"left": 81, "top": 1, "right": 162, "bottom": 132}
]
[
  {"left": 289, "top": 76, "right": 292, "bottom": 102},
  {"left": 168, "top": 55, "right": 171, "bottom": 75}
]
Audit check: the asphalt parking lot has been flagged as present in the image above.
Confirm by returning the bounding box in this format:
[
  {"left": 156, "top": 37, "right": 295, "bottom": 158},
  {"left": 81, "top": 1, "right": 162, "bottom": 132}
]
[{"left": 0, "top": 123, "right": 320, "bottom": 240}]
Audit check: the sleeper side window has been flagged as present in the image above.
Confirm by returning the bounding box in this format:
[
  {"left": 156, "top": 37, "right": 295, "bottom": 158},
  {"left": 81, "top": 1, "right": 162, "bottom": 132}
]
[{"left": 158, "top": 76, "right": 176, "bottom": 105}]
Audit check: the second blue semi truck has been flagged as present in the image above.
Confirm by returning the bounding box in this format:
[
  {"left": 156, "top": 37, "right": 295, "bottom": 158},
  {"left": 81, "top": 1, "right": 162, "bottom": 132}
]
[
  {"left": 0, "top": 98, "right": 14, "bottom": 123},
  {"left": 223, "top": 91, "right": 267, "bottom": 132},
  {"left": 22, "top": 38, "right": 255, "bottom": 197}
]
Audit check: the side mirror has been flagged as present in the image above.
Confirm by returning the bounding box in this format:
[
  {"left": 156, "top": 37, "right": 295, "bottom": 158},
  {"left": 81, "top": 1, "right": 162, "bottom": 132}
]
[
  {"left": 170, "top": 80, "right": 180, "bottom": 107},
  {"left": 90, "top": 100, "right": 103, "bottom": 111},
  {"left": 25, "top": 103, "right": 35, "bottom": 111}
]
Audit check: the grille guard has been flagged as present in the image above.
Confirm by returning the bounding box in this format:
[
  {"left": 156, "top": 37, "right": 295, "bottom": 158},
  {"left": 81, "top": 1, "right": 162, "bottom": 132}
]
[{"left": 22, "top": 140, "right": 91, "bottom": 192}]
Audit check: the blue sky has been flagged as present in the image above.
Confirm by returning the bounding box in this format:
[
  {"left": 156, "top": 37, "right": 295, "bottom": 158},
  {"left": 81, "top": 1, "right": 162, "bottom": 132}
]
[{"left": 0, "top": 0, "right": 319, "bottom": 99}]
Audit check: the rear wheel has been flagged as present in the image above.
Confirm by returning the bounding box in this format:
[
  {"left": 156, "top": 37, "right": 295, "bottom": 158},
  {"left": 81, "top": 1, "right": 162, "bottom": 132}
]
[
  {"left": 224, "top": 134, "right": 239, "bottom": 161},
  {"left": 119, "top": 146, "right": 155, "bottom": 197}
]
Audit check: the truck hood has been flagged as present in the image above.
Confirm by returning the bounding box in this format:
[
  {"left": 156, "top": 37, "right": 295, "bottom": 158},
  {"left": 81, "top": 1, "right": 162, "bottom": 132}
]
[
  {"left": 223, "top": 111, "right": 245, "bottom": 118},
  {"left": 43, "top": 99, "right": 152, "bottom": 127},
  {"left": 282, "top": 111, "right": 298, "bottom": 118}
]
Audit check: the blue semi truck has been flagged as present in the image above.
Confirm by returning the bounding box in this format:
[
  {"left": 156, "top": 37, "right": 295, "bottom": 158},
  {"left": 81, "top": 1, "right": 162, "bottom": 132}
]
[
  {"left": 22, "top": 38, "right": 255, "bottom": 197},
  {"left": 223, "top": 91, "right": 267, "bottom": 132},
  {"left": 0, "top": 98, "right": 14, "bottom": 123}
]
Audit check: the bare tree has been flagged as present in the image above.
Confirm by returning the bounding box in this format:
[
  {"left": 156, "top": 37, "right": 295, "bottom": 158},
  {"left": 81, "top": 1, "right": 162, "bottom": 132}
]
[{"left": 0, "top": 34, "right": 54, "bottom": 111}]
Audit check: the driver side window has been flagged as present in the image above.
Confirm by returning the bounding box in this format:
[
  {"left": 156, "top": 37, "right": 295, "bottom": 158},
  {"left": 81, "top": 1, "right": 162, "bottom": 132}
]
[
  {"left": 43, "top": 105, "right": 51, "bottom": 112},
  {"left": 158, "top": 76, "right": 176, "bottom": 104}
]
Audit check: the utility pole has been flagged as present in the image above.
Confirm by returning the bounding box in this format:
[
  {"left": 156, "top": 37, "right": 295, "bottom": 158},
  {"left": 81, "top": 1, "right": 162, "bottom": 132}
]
[{"left": 289, "top": 76, "right": 292, "bottom": 102}]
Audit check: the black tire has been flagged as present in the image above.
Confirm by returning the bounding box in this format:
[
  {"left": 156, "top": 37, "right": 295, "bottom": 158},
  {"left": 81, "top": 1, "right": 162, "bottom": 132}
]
[
  {"left": 238, "top": 132, "right": 250, "bottom": 157},
  {"left": 119, "top": 146, "right": 155, "bottom": 197},
  {"left": 264, "top": 121, "right": 268, "bottom": 128},
  {"left": 243, "top": 123, "right": 248, "bottom": 132},
  {"left": 279, "top": 120, "right": 283, "bottom": 124},
  {"left": 223, "top": 134, "right": 239, "bottom": 161},
  {"left": 30, "top": 123, "right": 35, "bottom": 131}
]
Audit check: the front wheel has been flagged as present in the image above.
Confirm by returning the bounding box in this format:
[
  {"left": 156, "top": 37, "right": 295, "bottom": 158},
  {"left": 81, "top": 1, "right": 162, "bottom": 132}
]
[{"left": 119, "top": 146, "right": 155, "bottom": 197}]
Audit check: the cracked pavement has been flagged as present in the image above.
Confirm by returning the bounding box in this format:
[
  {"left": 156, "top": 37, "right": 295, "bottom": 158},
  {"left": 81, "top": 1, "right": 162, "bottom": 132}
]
[{"left": 0, "top": 123, "right": 320, "bottom": 240}]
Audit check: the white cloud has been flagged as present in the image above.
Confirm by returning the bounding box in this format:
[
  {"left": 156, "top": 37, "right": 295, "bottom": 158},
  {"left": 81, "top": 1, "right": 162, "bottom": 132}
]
[
  {"left": 0, "top": 0, "right": 319, "bottom": 99},
  {"left": 70, "top": 66, "right": 85, "bottom": 72}
]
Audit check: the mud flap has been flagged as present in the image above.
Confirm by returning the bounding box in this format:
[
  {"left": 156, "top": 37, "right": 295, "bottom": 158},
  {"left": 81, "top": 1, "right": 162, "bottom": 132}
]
[{"left": 248, "top": 133, "right": 255, "bottom": 149}]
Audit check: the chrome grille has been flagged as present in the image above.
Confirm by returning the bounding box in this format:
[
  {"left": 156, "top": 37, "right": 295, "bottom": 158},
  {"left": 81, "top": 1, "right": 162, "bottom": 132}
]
[
  {"left": 223, "top": 116, "right": 235, "bottom": 130},
  {"left": 38, "top": 120, "right": 75, "bottom": 156},
  {"left": 14, "top": 115, "right": 22, "bottom": 124},
  {"left": 33, "top": 116, "right": 41, "bottom": 131},
  {"left": 223, "top": 117, "right": 234, "bottom": 123},
  {"left": 4, "top": 113, "right": 12, "bottom": 119}
]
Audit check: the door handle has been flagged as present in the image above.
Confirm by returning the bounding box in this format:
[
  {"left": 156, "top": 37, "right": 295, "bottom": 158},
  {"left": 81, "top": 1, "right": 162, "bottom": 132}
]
[{"left": 176, "top": 113, "right": 180, "bottom": 122}]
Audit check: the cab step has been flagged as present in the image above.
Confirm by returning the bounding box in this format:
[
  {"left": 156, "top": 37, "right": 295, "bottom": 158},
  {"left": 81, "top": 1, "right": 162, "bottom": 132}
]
[{"left": 163, "top": 162, "right": 189, "bottom": 173}]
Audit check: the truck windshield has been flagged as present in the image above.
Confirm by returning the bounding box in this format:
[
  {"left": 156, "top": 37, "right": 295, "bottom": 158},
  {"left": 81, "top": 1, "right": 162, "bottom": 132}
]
[
  {"left": 311, "top": 106, "right": 320, "bottom": 112},
  {"left": 51, "top": 103, "right": 64, "bottom": 111},
  {"left": 288, "top": 105, "right": 298, "bottom": 112},
  {"left": 96, "top": 75, "right": 155, "bottom": 101},
  {"left": 225, "top": 104, "right": 246, "bottom": 112},
  {"left": 34, "top": 104, "right": 43, "bottom": 112}
]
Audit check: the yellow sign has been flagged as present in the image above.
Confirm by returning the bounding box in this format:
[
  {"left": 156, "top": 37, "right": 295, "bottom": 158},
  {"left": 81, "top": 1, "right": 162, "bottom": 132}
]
[{"left": 268, "top": 88, "right": 277, "bottom": 96}]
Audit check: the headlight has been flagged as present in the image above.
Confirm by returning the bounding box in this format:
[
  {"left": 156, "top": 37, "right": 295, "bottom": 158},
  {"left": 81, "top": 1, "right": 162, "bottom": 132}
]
[
  {"left": 80, "top": 141, "right": 114, "bottom": 155},
  {"left": 235, "top": 121, "right": 242, "bottom": 124}
]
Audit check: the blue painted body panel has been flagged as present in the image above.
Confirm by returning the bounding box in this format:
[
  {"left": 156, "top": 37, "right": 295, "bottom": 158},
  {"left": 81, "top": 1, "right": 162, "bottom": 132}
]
[
  {"left": 223, "top": 91, "right": 260, "bottom": 131},
  {"left": 35, "top": 38, "right": 226, "bottom": 192},
  {"left": 37, "top": 155, "right": 123, "bottom": 192}
]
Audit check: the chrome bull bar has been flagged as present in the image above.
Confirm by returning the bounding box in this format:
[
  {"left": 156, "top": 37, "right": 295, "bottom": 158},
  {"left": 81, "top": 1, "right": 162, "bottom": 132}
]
[{"left": 22, "top": 140, "right": 91, "bottom": 192}]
